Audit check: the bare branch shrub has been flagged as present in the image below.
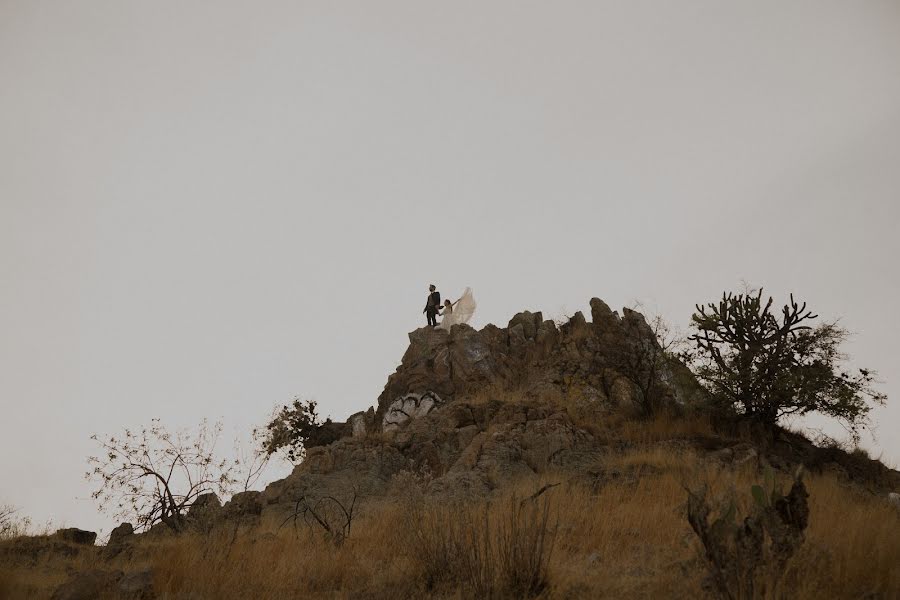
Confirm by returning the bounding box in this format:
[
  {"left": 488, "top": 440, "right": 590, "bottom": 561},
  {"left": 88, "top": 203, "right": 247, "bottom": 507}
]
[
  {"left": 86, "top": 419, "right": 239, "bottom": 532},
  {"left": 0, "top": 505, "right": 30, "bottom": 540},
  {"left": 282, "top": 491, "right": 358, "bottom": 547}
]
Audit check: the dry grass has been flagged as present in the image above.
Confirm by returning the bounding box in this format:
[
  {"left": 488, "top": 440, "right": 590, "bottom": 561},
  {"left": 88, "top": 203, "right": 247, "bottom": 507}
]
[
  {"left": 5, "top": 462, "right": 898, "bottom": 599},
  {"left": 408, "top": 495, "right": 555, "bottom": 598},
  {"left": 3, "top": 416, "right": 899, "bottom": 599}
]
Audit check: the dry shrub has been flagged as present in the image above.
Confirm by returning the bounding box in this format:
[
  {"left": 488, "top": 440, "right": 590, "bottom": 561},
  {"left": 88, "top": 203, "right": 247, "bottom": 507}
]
[{"left": 407, "top": 495, "right": 556, "bottom": 598}]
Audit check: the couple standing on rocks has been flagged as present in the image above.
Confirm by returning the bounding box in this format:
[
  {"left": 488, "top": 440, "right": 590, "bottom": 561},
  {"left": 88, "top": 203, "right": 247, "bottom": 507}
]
[{"left": 423, "top": 284, "right": 476, "bottom": 331}]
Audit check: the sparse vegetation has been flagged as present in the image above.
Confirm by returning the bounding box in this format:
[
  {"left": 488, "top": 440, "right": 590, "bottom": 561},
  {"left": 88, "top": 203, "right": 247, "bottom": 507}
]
[
  {"left": 4, "top": 435, "right": 899, "bottom": 598},
  {"left": 86, "top": 419, "right": 239, "bottom": 532},
  {"left": 408, "top": 495, "right": 556, "bottom": 598},
  {"left": 0, "top": 505, "right": 30, "bottom": 540},
  {"left": 613, "top": 309, "right": 681, "bottom": 416},
  {"left": 260, "top": 398, "right": 322, "bottom": 463},
  {"left": 688, "top": 466, "right": 810, "bottom": 599},
  {"left": 4, "top": 297, "right": 897, "bottom": 599},
  {"left": 283, "top": 490, "right": 359, "bottom": 547},
  {"left": 688, "top": 290, "right": 886, "bottom": 440}
]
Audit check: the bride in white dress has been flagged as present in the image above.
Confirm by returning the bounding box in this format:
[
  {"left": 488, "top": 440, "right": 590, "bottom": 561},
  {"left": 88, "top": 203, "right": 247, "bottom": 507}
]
[{"left": 438, "top": 287, "right": 476, "bottom": 331}]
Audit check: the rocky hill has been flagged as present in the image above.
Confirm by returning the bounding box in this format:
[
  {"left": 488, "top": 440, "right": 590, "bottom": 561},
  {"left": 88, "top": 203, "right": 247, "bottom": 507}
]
[{"left": 2, "top": 297, "right": 899, "bottom": 599}]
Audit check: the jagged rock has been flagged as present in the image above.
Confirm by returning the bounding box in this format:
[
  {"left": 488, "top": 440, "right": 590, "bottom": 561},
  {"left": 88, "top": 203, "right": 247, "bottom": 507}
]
[
  {"left": 252, "top": 298, "right": 709, "bottom": 522},
  {"left": 107, "top": 522, "right": 134, "bottom": 546},
  {"left": 508, "top": 311, "right": 542, "bottom": 340},
  {"left": 183, "top": 492, "right": 223, "bottom": 533},
  {"left": 54, "top": 528, "right": 96, "bottom": 546},
  {"left": 306, "top": 419, "right": 351, "bottom": 449},
  {"left": 348, "top": 408, "right": 375, "bottom": 437},
  {"left": 568, "top": 310, "right": 588, "bottom": 329},
  {"left": 590, "top": 297, "right": 621, "bottom": 330},
  {"left": 223, "top": 490, "right": 262, "bottom": 519},
  {"left": 373, "top": 297, "right": 692, "bottom": 430},
  {"left": 191, "top": 492, "right": 221, "bottom": 511},
  {"left": 889, "top": 492, "right": 900, "bottom": 509},
  {"left": 102, "top": 522, "right": 135, "bottom": 559}
]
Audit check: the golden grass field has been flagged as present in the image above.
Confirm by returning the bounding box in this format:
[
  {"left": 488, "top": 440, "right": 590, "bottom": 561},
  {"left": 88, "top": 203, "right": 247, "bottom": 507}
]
[{"left": 2, "top": 411, "right": 899, "bottom": 599}]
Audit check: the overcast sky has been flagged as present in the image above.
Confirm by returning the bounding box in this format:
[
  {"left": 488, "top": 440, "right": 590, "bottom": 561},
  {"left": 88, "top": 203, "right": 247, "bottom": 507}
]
[{"left": 2, "top": 1, "right": 899, "bottom": 534}]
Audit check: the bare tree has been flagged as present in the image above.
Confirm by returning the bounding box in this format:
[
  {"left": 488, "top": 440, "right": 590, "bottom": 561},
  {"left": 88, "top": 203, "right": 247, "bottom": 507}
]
[
  {"left": 0, "top": 504, "right": 29, "bottom": 539},
  {"left": 86, "top": 419, "right": 239, "bottom": 532}
]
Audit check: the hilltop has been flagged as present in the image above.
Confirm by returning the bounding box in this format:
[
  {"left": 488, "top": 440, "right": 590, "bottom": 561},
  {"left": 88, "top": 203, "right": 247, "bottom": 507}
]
[{"left": 2, "top": 298, "right": 899, "bottom": 599}]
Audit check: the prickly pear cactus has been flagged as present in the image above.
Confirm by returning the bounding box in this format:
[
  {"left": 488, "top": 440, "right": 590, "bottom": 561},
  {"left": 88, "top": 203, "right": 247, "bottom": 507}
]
[{"left": 687, "top": 466, "right": 809, "bottom": 600}]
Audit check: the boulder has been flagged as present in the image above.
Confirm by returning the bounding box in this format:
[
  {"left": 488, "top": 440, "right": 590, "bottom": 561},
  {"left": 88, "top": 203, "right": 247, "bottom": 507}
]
[
  {"left": 889, "top": 492, "right": 900, "bottom": 509},
  {"left": 508, "top": 311, "right": 543, "bottom": 341},
  {"left": 192, "top": 492, "right": 221, "bottom": 509},
  {"left": 306, "top": 419, "right": 351, "bottom": 449},
  {"left": 223, "top": 490, "right": 263, "bottom": 520},
  {"left": 54, "top": 528, "right": 96, "bottom": 546},
  {"left": 107, "top": 522, "right": 134, "bottom": 546}
]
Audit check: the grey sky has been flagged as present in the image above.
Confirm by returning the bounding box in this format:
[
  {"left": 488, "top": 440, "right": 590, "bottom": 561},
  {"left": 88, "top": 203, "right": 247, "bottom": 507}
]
[{"left": 2, "top": 1, "right": 899, "bottom": 534}]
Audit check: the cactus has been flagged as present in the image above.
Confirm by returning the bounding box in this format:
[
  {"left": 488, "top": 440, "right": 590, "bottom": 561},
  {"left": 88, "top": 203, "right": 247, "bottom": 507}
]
[{"left": 687, "top": 466, "right": 809, "bottom": 599}]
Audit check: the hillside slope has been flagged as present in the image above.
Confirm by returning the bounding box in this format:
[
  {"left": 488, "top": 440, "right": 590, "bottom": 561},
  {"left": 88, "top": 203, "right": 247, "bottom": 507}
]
[{"left": 2, "top": 299, "right": 899, "bottom": 599}]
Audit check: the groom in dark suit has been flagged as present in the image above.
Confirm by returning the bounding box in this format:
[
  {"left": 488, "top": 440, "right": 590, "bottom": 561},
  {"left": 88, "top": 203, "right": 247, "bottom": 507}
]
[{"left": 423, "top": 284, "right": 441, "bottom": 327}]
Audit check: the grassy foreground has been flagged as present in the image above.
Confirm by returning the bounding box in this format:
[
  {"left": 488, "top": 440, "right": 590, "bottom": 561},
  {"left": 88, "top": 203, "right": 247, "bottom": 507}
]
[{"left": 2, "top": 412, "right": 899, "bottom": 599}]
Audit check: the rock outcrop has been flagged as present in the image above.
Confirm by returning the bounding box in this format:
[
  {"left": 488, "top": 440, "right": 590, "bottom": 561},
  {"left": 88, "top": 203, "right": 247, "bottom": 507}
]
[
  {"left": 368, "top": 298, "right": 701, "bottom": 431},
  {"left": 240, "top": 299, "right": 710, "bottom": 521}
]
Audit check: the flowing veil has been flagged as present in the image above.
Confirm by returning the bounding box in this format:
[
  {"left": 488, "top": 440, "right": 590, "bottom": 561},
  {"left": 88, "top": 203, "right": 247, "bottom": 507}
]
[{"left": 439, "top": 287, "right": 476, "bottom": 330}]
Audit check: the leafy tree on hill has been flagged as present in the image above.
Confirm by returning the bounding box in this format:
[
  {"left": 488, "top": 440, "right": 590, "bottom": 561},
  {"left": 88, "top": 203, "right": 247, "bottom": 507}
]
[
  {"left": 259, "top": 398, "right": 322, "bottom": 463},
  {"left": 687, "top": 289, "right": 886, "bottom": 441}
]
